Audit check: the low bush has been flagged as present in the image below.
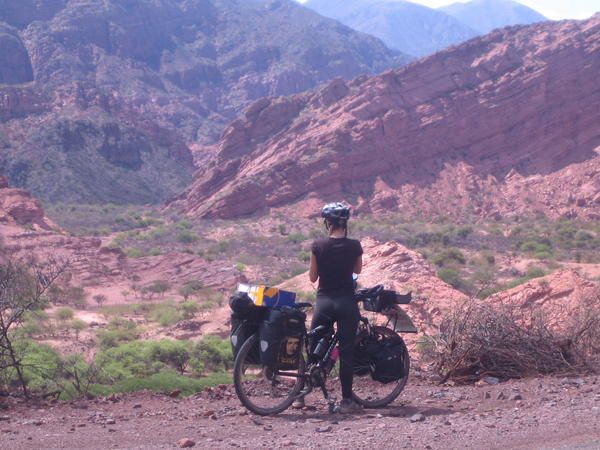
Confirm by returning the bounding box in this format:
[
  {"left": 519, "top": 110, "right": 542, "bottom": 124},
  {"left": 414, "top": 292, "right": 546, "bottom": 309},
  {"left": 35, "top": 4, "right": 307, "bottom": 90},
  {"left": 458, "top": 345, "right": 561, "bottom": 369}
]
[
  {"left": 55, "top": 307, "right": 74, "bottom": 322},
  {"left": 430, "top": 247, "right": 466, "bottom": 267},
  {"left": 424, "top": 290, "right": 600, "bottom": 382},
  {"left": 97, "top": 318, "right": 140, "bottom": 349},
  {"left": 177, "top": 231, "right": 198, "bottom": 244},
  {"left": 180, "top": 301, "right": 199, "bottom": 319},
  {"left": 149, "top": 303, "right": 182, "bottom": 327}
]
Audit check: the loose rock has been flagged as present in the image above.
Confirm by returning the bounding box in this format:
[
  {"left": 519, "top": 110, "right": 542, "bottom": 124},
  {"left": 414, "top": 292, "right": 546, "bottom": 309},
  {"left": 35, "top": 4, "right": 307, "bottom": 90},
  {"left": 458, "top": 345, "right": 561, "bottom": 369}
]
[
  {"left": 177, "top": 438, "right": 196, "bottom": 448},
  {"left": 410, "top": 414, "right": 426, "bottom": 423}
]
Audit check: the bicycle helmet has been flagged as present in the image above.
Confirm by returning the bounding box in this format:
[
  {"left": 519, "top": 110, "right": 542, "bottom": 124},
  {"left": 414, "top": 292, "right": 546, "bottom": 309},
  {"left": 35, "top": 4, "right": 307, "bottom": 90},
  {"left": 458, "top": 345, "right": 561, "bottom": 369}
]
[{"left": 321, "top": 202, "right": 350, "bottom": 226}]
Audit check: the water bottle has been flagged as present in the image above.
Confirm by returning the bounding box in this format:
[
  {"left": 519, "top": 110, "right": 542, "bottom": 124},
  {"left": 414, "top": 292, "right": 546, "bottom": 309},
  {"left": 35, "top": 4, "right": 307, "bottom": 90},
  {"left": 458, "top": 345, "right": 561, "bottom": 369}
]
[{"left": 313, "top": 337, "right": 329, "bottom": 359}]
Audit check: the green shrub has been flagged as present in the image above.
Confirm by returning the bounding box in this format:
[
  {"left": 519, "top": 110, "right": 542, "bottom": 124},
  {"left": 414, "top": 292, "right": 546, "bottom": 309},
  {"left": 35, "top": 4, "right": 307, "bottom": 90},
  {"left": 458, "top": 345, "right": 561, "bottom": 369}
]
[
  {"left": 70, "top": 319, "right": 87, "bottom": 340},
  {"left": 176, "top": 220, "right": 193, "bottom": 230},
  {"left": 147, "top": 340, "right": 191, "bottom": 374},
  {"left": 56, "top": 307, "right": 74, "bottom": 322},
  {"left": 519, "top": 239, "right": 553, "bottom": 255},
  {"left": 149, "top": 303, "right": 182, "bottom": 327},
  {"left": 431, "top": 248, "right": 466, "bottom": 267},
  {"left": 145, "top": 280, "right": 171, "bottom": 297},
  {"left": 64, "top": 286, "right": 88, "bottom": 308},
  {"left": 180, "top": 301, "right": 199, "bottom": 319},
  {"left": 177, "top": 281, "right": 203, "bottom": 300},
  {"left": 97, "top": 319, "right": 140, "bottom": 349},
  {"left": 4, "top": 340, "right": 62, "bottom": 394},
  {"left": 177, "top": 231, "right": 198, "bottom": 244},
  {"left": 438, "top": 268, "right": 471, "bottom": 292},
  {"left": 525, "top": 267, "right": 546, "bottom": 279},
  {"left": 97, "top": 371, "right": 231, "bottom": 397},
  {"left": 288, "top": 232, "right": 307, "bottom": 244},
  {"left": 298, "top": 251, "right": 311, "bottom": 262},
  {"left": 191, "top": 336, "right": 232, "bottom": 373},
  {"left": 125, "top": 247, "right": 144, "bottom": 258}
]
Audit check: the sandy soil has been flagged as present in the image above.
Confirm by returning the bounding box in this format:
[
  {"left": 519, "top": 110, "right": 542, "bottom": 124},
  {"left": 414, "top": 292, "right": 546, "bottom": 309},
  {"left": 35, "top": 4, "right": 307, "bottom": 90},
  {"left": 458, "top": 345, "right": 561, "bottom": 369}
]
[{"left": 2, "top": 375, "right": 599, "bottom": 450}]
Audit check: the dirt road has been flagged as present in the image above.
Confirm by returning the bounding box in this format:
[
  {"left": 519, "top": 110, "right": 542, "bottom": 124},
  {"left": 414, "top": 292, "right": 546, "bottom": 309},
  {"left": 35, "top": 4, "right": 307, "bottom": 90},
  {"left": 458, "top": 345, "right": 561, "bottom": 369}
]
[{"left": 2, "top": 375, "right": 599, "bottom": 450}]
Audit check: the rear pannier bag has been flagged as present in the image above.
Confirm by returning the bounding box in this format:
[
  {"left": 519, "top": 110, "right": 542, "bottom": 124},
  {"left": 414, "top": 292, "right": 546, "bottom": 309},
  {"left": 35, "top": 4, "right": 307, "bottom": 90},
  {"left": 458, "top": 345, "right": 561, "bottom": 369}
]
[
  {"left": 368, "top": 335, "right": 406, "bottom": 384},
  {"left": 259, "top": 307, "right": 306, "bottom": 370},
  {"left": 229, "top": 292, "right": 266, "bottom": 363}
]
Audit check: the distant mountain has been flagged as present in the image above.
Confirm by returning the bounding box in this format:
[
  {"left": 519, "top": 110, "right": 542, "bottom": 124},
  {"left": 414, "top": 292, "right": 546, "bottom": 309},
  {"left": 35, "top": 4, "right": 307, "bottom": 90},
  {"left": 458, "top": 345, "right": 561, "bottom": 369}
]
[
  {"left": 170, "top": 16, "right": 600, "bottom": 221},
  {"left": 0, "top": 0, "right": 408, "bottom": 205},
  {"left": 305, "top": 0, "right": 478, "bottom": 56},
  {"left": 440, "top": 0, "right": 547, "bottom": 34}
]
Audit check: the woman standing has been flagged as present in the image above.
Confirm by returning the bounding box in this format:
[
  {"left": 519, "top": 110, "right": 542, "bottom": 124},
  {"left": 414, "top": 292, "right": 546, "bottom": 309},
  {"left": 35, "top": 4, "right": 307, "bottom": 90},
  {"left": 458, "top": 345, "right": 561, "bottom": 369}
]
[{"left": 297, "top": 202, "right": 363, "bottom": 413}]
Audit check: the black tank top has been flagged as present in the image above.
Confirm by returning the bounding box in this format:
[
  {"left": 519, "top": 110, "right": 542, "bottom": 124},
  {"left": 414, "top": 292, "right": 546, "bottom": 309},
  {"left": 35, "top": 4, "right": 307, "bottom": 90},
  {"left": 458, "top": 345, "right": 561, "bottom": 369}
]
[{"left": 311, "top": 237, "right": 363, "bottom": 296}]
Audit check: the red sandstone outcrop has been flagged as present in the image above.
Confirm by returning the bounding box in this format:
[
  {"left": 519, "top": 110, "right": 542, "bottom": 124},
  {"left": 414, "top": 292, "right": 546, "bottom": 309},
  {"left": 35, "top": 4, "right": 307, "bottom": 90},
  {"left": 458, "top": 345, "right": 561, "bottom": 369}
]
[
  {"left": 0, "top": 176, "right": 57, "bottom": 230},
  {"left": 0, "top": 222, "right": 243, "bottom": 302},
  {"left": 171, "top": 15, "right": 600, "bottom": 221},
  {"left": 487, "top": 269, "right": 599, "bottom": 332},
  {"left": 280, "top": 238, "right": 466, "bottom": 332}
]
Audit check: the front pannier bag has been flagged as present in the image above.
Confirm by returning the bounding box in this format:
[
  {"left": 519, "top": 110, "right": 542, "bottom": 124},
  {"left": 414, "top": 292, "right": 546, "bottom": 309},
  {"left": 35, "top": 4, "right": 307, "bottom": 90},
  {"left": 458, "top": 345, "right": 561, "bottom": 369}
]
[
  {"left": 260, "top": 307, "right": 306, "bottom": 370},
  {"left": 229, "top": 292, "right": 266, "bottom": 363},
  {"left": 369, "top": 334, "right": 406, "bottom": 383}
]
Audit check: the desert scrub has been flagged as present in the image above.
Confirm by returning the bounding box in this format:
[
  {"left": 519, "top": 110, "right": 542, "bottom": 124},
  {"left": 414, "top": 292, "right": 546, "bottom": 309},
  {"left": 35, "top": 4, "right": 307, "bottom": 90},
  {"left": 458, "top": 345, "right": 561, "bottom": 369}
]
[
  {"left": 97, "top": 318, "right": 140, "bottom": 349},
  {"left": 55, "top": 307, "right": 74, "bottom": 322},
  {"left": 425, "top": 291, "right": 600, "bottom": 382},
  {"left": 430, "top": 247, "right": 466, "bottom": 267},
  {"left": 177, "top": 230, "right": 199, "bottom": 244},
  {"left": 148, "top": 302, "right": 182, "bottom": 327},
  {"left": 124, "top": 247, "right": 144, "bottom": 258}
]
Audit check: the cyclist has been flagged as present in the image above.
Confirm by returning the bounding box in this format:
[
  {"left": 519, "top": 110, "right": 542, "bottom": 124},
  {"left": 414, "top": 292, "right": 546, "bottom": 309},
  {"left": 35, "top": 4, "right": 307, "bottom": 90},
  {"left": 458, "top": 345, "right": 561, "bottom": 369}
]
[{"left": 294, "top": 202, "right": 363, "bottom": 413}]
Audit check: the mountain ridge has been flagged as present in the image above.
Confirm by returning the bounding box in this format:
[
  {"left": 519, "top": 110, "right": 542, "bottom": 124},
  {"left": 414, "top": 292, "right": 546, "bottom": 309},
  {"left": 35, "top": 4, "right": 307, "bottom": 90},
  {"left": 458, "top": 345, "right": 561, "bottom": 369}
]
[
  {"left": 440, "top": 0, "right": 547, "bottom": 34},
  {"left": 0, "top": 0, "right": 408, "bottom": 204},
  {"left": 305, "top": 0, "right": 479, "bottom": 56},
  {"left": 169, "top": 15, "right": 600, "bottom": 221}
]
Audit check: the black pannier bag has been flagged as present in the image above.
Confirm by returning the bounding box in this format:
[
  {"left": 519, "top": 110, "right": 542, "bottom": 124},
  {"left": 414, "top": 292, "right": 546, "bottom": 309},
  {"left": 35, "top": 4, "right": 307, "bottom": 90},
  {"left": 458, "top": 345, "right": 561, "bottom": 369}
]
[
  {"left": 368, "top": 334, "right": 406, "bottom": 384},
  {"left": 229, "top": 292, "right": 266, "bottom": 363},
  {"left": 363, "top": 290, "right": 412, "bottom": 313},
  {"left": 352, "top": 337, "right": 372, "bottom": 376},
  {"left": 259, "top": 307, "right": 306, "bottom": 370}
]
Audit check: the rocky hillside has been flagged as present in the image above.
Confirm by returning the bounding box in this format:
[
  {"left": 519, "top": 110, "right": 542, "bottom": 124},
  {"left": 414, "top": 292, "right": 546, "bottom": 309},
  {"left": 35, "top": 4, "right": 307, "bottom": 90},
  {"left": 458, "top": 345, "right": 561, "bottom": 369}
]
[
  {"left": 170, "top": 15, "right": 600, "bottom": 221},
  {"left": 441, "top": 0, "right": 547, "bottom": 34},
  {"left": 0, "top": 0, "right": 407, "bottom": 204},
  {"left": 0, "top": 175, "right": 57, "bottom": 230},
  {"left": 304, "top": 0, "right": 478, "bottom": 57}
]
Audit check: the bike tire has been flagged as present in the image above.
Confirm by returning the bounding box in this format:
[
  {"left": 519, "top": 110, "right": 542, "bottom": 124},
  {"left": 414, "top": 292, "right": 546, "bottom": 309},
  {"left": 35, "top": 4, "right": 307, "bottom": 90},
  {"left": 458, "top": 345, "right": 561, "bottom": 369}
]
[
  {"left": 233, "top": 333, "right": 305, "bottom": 416},
  {"left": 352, "top": 326, "right": 410, "bottom": 408}
]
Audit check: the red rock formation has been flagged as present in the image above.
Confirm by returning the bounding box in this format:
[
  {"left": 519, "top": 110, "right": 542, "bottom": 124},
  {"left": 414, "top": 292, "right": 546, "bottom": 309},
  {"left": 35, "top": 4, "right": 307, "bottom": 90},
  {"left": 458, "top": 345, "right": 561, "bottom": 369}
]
[
  {"left": 171, "top": 15, "right": 600, "bottom": 220},
  {"left": 487, "top": 269, "right": 599, "bottom": 332},
  {"left": 0, "top": 0, "right": 407, "bottom": 204},
  {"left": 280, "top": 237, "right": 466, "bottom": 332},
  {"left": 0, "top": 177, "right": 57, "bottom": 230}
]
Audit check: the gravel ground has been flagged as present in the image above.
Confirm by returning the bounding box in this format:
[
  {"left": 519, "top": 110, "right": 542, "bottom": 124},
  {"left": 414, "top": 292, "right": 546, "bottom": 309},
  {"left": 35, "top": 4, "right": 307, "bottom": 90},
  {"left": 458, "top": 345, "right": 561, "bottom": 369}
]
[{"left": 1, "top": 375, "right": 600, "bottom": 450}]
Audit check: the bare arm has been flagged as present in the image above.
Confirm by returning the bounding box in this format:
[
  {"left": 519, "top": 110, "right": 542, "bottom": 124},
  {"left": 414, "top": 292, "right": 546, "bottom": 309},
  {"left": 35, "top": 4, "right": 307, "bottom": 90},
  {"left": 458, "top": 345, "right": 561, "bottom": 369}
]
[
  {"left": 354, "top": 255, "right": 363, "bottom": 274},
  {"left": 309, "top": 253, "right": 319, "bottom": 283}
]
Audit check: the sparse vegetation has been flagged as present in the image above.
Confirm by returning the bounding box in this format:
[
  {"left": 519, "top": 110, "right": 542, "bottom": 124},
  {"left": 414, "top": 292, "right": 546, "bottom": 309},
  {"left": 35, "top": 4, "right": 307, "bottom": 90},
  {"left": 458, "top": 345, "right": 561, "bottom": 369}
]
[{"left": 424, "top": 290, "right": 600, "bottom": 382}]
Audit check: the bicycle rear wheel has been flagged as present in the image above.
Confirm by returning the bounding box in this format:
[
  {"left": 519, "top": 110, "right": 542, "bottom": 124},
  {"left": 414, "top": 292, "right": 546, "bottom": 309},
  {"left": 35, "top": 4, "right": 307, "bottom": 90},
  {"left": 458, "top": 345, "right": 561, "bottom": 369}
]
[
  {"left": 352, "top": 326, "right": 410, "bottom": 408},
  {"left": 233, "top": 334, "right": 305, "bottom": 416}
]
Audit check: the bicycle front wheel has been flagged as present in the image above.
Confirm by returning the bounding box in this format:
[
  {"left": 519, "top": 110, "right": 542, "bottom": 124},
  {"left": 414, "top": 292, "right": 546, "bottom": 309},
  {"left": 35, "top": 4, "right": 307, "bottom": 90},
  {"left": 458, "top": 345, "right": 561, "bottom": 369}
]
[
  {"left": 352, "top": 326, "right": 410, "bottom": 408},
  {"left": 233, "top": 334, "right": 305, "bottom": 416}
]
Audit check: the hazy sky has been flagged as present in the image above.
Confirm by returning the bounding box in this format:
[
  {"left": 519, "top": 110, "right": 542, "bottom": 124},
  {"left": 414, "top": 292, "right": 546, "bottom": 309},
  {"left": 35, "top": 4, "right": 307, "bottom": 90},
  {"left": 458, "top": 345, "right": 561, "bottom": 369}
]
[{"left": 297, "top": 1, "right": 600, "bottom": 20}]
